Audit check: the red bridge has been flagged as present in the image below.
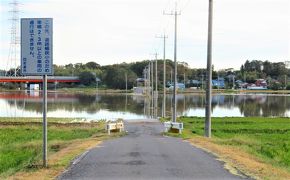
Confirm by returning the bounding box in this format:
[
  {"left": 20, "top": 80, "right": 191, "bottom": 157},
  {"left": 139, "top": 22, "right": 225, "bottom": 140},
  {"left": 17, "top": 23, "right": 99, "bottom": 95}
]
[{"left": 0, "top": 76, "right": 80, "bottom": 83}]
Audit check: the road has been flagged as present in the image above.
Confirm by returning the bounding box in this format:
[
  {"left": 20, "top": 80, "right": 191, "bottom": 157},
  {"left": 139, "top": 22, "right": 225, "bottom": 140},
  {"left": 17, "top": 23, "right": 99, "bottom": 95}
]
[{"left": 59, "top": 121, "right": 247, "bottom": 180}]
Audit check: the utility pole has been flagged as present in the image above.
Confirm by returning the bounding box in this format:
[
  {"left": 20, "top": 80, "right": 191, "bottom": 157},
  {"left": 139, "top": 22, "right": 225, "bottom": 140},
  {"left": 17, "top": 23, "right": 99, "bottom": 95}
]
[
  {"left": 205, "top": 0, "right": 213, "bottom": 138},
  {"left": 285, "top": 61, "right": 290, "bottom": 90},
  {"left": 156, "top": 34, "right": 168, "bottom": 117},
  {"left": 155, "top": 54, "right": 158, "bottom": 118},
  {"left": 147, "top": 63, "right": 150, "bottom": 97},
  {"left": 164, "top": 2, "right": 181, "bottom": 123},
  {"left": 151, "top": 60, "right": 154, "bottom": 116},
  {"left": 232, "top": 74, "right": 235, "bottom": 90},
  {"left": 170, "top": 69, "right": 173, "bottom": 85},
  {"left": 151, "top": 53, "right": 158, "bottom": 118},
  {"left": 201, "top": 74, "right": 204, "bottom": 90},
  {"left": 147, "top": 63, "right": 151, "bottom": 117},
  {"left": 217, "top": 71, "right": 220, "bottom": 90},
  {"left": 125, "top": 72, "right": 128, "bottom": 93},
  {"left": 153, "top": 53, "right": 158, "bottom": 94}
]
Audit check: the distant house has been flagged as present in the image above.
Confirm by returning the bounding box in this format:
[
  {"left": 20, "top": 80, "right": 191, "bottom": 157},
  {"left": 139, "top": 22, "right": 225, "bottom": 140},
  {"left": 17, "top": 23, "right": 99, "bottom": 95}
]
[
  {"left": 247, "top": 84, "right": 267, "bottom": 90},
  {"left": 136, "top": 78, "right": 145, "bottom": 83},
  {"left": 187, "top": 80, "right": 201, "bottom": 87},
  {"left": 169, "top": 83, "right": 185, "bottom": 90},
  {"left": 95, "top": 77, "right": 101, "bottom": 82},
  {"left": 247, "top": 79, "right": 267, "bottom": 90},
  {"left": 235, "top": 80, "right": 244, "bottom": 88},
  {"left": 30, "top": 84, "right": 40, "bottom": 90},
  {"left": 134, "top": 78, "right": 148, "bottom": 94},
  {"left": 255, "top": 79, "right": 267, "bottom": 87},
  {"left": 136, "top": 78, "right": 145, "bottom": 87},
  {"left": 212, "top": 78, "right": 225, "bottom": 88},
  {"left": 239, "top": 82, "right": 249, "bottom": 89},
  {"left": 133, "top": 87, "right": 146, "bottom": 94}
]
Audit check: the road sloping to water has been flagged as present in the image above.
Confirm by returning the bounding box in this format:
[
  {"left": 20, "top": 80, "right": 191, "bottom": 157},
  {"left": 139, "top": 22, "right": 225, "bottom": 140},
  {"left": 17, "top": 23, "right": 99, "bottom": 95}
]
[{"left": 59, "top": 121, "right": 247, "bottom": 180}]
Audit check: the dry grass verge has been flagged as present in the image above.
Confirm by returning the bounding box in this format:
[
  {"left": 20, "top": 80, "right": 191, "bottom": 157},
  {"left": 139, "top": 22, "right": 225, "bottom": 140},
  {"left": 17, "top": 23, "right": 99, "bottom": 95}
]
[
  {"left": 9, "top": 138, "right": 102, "bottom": 180},
  {"left": 189, "top": 137, "right": 290, "bottom": 180}
]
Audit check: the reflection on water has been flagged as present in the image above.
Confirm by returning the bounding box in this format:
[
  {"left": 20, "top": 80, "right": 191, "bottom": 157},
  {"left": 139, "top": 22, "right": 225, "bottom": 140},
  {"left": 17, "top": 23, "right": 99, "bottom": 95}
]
[{"left": 0, "top": 91, "right": 290, "bottom": 119}]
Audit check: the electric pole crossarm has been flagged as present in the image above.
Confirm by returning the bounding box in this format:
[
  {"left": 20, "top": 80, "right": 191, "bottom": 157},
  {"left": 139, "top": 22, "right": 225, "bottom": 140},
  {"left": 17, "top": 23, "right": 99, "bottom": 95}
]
[
  {"left": 155, "top": 35, "right": 168, "bottom": 38},
  {"left": 163, "top": 11, "right": 181, "bottom": 16}
]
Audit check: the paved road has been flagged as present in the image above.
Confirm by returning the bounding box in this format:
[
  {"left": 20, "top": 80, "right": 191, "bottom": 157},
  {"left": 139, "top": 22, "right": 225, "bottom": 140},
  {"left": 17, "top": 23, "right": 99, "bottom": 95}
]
[{"left": 59, "top": 121, "right": 247, "bottom": 180}]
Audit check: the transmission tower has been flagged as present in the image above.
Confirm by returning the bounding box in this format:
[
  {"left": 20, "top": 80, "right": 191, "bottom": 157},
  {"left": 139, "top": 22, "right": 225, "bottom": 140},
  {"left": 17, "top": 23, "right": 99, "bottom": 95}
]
[{"left": 5, "top": 0, "right": 21, "bottom": 77}]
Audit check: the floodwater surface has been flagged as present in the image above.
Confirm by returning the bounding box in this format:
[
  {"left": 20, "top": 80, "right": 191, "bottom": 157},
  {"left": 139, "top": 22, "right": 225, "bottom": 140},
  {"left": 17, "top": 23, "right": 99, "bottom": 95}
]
[{"left": 0, "top": 91, "right": 290, "bottom": 119}]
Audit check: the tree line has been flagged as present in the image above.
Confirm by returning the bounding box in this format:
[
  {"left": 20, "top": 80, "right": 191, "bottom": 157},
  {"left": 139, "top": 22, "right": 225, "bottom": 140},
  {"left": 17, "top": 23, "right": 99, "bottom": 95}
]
[
  {"left": 53, "top": 59, "right": 290, "bottom": 90},
  {"left": 1, "top": 59, "right": 289, "bottom": 90}
]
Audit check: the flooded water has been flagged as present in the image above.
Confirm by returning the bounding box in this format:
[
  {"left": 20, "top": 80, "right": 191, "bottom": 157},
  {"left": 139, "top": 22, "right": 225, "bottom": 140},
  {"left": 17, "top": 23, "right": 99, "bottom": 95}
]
[{"left": 0, "top": 91, "right": 290, "bottom": 119}]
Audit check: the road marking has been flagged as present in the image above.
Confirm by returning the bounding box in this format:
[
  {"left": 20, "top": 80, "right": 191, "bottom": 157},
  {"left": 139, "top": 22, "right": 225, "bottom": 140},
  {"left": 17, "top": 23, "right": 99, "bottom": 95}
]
[{"left": 72, "top": 150, "right": 90, "bottom": 165}]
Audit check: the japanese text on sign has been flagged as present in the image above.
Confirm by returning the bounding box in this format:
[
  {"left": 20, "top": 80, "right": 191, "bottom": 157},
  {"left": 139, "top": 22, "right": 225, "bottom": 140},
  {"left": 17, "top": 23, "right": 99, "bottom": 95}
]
[{"left": 21, "top": 18, "right": 53, "bottom": 75}]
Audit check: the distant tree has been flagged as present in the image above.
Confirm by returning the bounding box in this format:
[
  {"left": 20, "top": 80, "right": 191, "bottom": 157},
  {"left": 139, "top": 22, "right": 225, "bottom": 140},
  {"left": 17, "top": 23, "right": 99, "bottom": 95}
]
[
  {"left": 244, "top": 60, "right": 251, "bottom": 71},
  {"left": 103, "top": 65, "right": 137, "bottom": 89},
  {"left": 240, "top": 65, "right": 244, "bottom": 73},
  {"left": 244, "top": 71, "right": 257, "bottom": 83},
  {"left": 243, "top": 60, "right": 263, "bottom": 72},
  {"left": 177, "top": 62, "right": 190, "bottom": 83},
  {"left": 269, "top": 81, "right": 282, "bottom": 90},
  {"left": 0, "top": 70, "right": 5, "bottom": 76},
  {"left": 130, "top": 60, "right": 150, "bottom": 77},
  {"left": 79, "top": 71, "right": 96, "bottom": 86},
  {"left": 85, "top": 61, "right": 100, "bottom": 69},
  {"left": 42, "top": 59, "right": 290, "bottom": 90},
  {"left": 212, "top": 70, "right": 218, "bottom": 80},
  {"left": 270, "top": 62, "right": 286, "bottom": 78},
  {"left": 4, "top": 67, "right": 21, "bottom": 76},
  {"left": 65, "top": 63, "right": 74, "bottom": 69},
  {"left": 286, "top": 83, "right": 290, "bottom": 90},
  {"left": 262, "top": 61, "right": 272, "bottom": 75},
  {"left": 54, "top": 65, "right": 71, "bottom": 76},
  {"left": 74, "top": 63, "right": 85, "bottom": 73}
]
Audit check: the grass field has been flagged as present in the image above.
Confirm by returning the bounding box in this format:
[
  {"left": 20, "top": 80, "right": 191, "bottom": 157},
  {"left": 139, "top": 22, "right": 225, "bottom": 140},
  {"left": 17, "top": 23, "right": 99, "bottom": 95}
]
[
  {"left": 0, "top": 118, "right": 116, "bottom": 178},
  {"left": 171, "top": 117, "right": 290, "bottom": 172}
]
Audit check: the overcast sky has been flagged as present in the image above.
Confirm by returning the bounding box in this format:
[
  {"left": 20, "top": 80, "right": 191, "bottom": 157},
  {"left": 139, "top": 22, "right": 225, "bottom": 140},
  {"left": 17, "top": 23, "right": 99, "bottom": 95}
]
[{"left": 1, "top": 0, "right": 289, "bottom": 70}]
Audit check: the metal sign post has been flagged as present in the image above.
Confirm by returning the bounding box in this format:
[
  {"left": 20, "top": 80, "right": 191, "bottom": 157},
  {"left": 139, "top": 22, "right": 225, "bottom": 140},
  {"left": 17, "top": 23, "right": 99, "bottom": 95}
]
[
  {"left": 21, "top": 18, "right": 53, "bottom": 167},
  {"left": 43, "top": 75, "right": 47, "bottom": 167}
]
